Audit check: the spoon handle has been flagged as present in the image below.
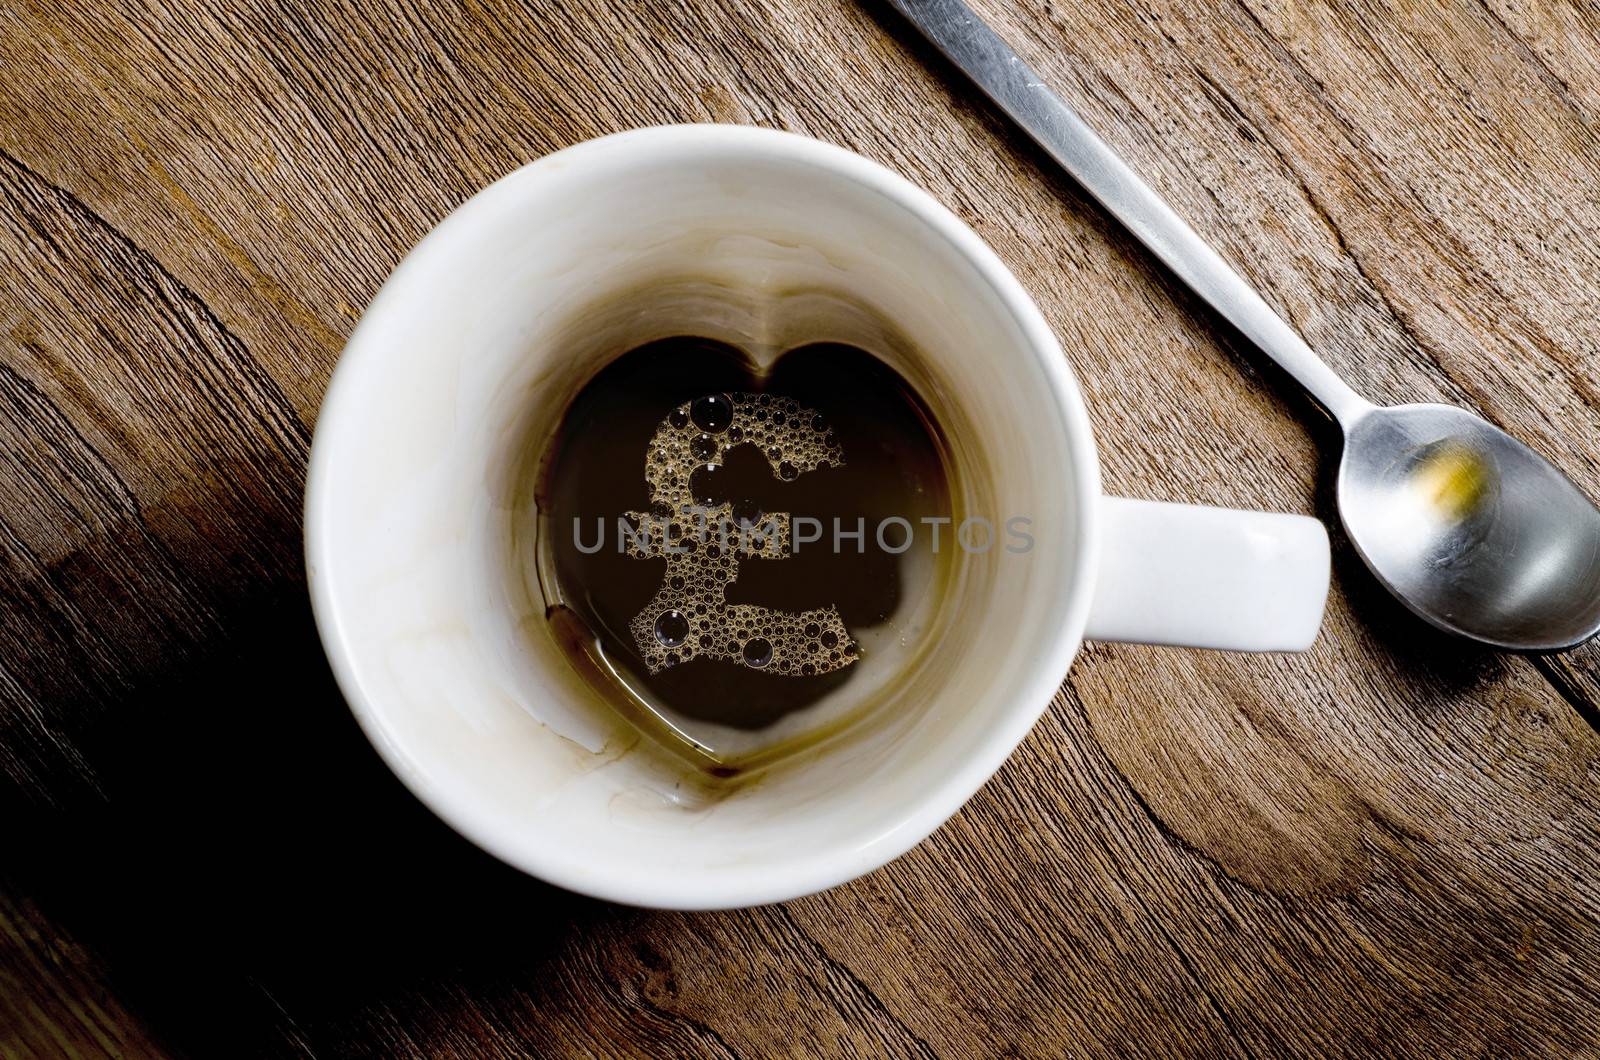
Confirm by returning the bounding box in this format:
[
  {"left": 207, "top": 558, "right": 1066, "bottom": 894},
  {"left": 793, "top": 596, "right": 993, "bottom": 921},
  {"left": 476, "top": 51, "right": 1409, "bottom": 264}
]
[{"left": 889, "top": 0, "right": 1374, "bottom": 427}]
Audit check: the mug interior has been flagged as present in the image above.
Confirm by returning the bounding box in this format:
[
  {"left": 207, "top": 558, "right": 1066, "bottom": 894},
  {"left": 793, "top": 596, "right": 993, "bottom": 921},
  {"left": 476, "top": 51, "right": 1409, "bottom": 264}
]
[{"left": 306, "top": 125, "right": 1097, "bottom": 907}]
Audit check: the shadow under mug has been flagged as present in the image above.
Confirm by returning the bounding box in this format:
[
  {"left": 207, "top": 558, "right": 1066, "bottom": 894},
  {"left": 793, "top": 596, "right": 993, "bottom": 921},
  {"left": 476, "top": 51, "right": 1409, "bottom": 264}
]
[{"left": 305, "top": 125, "right": 1329, "bottom": 909}]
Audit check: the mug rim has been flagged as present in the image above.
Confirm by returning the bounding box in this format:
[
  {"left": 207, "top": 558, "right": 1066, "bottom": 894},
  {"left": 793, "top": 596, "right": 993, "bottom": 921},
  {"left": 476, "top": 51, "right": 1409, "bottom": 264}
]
[{"left": 305, "top": 123, "right": 1103, "bottom": 907}]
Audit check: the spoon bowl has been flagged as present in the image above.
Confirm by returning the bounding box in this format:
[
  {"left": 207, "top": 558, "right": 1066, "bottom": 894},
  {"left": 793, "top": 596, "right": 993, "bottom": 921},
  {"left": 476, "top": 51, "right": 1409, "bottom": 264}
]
[{"left": 1338, "top": 403, "right": 1600, "bottom": 650}]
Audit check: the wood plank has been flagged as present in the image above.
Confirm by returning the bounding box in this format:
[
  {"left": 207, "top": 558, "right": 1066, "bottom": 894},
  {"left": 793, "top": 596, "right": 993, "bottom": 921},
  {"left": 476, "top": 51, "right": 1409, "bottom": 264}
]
[
  {"left": 2, "top": 0, "right": 1599, "bottom": 1055},
  {"left": 0, "top": 882, "right": 168, "bottom": 1059}
]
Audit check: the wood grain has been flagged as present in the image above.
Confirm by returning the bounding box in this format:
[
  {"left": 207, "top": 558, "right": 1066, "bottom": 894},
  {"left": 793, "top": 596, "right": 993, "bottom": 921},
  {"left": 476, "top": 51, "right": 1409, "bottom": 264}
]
[{"left": 3, "top": 0, "right": 1600, "bottom": 1055}]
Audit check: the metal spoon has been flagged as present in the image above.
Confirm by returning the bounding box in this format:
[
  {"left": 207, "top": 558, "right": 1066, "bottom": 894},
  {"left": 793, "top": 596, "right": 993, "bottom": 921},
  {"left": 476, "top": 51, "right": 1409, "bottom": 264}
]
[{"left": 889, "top": 0, "right": 1600, "bottom": 650}]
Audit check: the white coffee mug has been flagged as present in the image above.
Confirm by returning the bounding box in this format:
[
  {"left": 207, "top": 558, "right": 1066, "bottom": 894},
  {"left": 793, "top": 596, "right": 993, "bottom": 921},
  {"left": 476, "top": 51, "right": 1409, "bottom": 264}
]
[{"left": 305, "top": 125, "right": 1329, "bottom": 909}]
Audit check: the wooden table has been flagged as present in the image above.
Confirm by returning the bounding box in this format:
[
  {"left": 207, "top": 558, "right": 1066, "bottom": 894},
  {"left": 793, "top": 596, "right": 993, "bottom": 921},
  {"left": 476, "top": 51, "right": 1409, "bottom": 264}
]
[{"left": 4, "top": 0, "right": 1600, "bottom": 1055}]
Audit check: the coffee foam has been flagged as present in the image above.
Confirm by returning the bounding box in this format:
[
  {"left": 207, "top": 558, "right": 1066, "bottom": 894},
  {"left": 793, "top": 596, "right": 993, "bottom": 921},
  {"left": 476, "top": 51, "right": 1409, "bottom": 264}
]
[{"left": 625, "top": 392, "right": 858, "bottom": 675}]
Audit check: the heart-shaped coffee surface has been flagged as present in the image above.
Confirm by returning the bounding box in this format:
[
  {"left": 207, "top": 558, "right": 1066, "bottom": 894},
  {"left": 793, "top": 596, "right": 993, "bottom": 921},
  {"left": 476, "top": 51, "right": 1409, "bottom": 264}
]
[{"left": 541, "top": 336, "right": 953, "bottom": 763}]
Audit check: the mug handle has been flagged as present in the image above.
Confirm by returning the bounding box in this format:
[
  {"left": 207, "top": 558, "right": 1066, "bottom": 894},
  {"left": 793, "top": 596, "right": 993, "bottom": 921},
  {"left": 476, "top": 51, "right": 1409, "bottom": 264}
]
[{"left": 1085, "top": 496, "right": 1331, "bottom": 651}]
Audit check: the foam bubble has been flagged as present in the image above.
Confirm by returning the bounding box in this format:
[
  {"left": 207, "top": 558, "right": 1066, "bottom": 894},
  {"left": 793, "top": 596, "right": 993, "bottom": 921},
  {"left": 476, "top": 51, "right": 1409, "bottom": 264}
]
[{"left": 624, "top": 392, "right": 858, "bottom": 675}]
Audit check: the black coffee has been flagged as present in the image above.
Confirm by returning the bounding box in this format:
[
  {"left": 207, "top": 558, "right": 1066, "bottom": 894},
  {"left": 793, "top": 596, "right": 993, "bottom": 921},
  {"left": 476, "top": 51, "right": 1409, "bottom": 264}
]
[{"left": 539, "top": 337, "right": 953, "bottom": 762}]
